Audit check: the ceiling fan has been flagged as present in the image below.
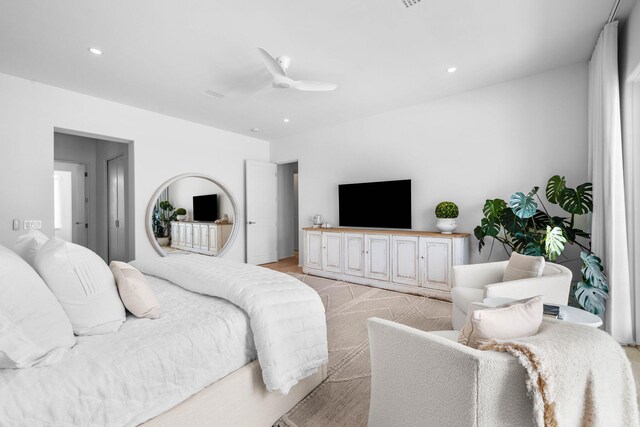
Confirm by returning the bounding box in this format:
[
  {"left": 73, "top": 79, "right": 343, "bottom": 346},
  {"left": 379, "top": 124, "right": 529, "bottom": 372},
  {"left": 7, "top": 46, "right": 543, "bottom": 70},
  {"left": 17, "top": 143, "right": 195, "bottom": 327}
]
[{"left": 257, "top": 47, "right": 337, "bottom": 92}]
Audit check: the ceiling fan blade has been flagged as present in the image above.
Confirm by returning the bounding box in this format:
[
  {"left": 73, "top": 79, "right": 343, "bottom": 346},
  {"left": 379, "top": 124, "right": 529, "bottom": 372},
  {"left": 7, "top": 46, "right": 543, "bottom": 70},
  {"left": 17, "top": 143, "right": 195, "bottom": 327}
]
[
  {"left": 292, "top": 80, "right": 338, "bottom": 92},
  {"left": 257, "top": 47, "right": 286, "bottom": 78}
]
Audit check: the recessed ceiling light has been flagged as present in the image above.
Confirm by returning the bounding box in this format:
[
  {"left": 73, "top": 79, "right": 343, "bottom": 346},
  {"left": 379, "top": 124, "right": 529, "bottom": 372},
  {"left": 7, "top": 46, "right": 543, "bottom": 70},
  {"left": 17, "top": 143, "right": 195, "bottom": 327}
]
[
  {"left": 447, "top": 67, "right": 457, "bottom": 73},
  {"left": 88, "top": 47, "right": 103, "bottom": 55},
  {"left": 251, "top": 128, "right": 260, "bottom": 132},
  {"left": 283, "top": 118, "right": 290, "bottom": 123}
]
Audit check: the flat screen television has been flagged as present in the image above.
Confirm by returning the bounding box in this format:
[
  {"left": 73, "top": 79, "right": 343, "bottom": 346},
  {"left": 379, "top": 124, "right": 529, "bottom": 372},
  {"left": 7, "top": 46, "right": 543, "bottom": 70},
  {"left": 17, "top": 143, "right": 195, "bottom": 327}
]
[
  {"left": 338, "top": 179, "right": 411, "bottom": 229},
  {"left": 193, "top": 194, "right": 218, "bottom": 222}
]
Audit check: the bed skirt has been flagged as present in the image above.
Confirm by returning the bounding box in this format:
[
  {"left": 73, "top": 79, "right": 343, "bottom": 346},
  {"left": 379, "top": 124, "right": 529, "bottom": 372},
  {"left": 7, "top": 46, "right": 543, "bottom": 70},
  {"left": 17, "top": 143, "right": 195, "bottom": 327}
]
[{"left": 142, "top": 360, "right": 327, "bottom": 427}]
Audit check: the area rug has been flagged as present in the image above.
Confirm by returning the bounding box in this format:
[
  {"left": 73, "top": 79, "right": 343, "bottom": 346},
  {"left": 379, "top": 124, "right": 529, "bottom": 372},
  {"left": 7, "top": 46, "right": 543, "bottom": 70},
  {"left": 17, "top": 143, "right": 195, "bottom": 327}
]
[{"left": 274, "top": 274, "right": 453, "bottom": 427}]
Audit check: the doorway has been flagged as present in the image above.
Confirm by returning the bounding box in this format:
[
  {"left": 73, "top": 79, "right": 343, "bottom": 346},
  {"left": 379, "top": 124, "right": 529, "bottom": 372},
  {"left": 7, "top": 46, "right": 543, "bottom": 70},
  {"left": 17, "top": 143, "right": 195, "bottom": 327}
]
[
  {"left": 53, "top": 161, "right": 88, "bottom": 246},
  {"left": 107, "top": 155, "right": 126, "bottom": 262},
  {"left": 53, "top": 130, "right": 134, "bottom": 262},
  {"left": 276, "top": 161, "right": 299, "bottom": 263}
]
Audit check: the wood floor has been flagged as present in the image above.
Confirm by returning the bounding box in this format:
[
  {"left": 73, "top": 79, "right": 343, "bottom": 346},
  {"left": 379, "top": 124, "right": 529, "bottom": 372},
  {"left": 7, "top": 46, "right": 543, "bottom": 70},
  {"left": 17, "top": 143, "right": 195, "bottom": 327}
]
[{"left": 261, "top": 251, "right": 303, "bottom": 274}]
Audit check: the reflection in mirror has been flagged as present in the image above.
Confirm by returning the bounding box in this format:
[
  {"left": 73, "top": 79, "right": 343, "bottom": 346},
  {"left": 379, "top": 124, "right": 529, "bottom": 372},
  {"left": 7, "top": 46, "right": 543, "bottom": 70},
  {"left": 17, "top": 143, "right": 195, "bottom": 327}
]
[{"left": 146, "top": 174, "right": 238, "bottom": 257}]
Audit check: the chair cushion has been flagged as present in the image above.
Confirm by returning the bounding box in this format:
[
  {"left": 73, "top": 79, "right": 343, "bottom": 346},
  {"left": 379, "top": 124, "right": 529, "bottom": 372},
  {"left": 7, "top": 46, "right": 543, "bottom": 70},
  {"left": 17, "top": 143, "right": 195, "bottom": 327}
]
[
  {"left": 503, "top": 252, "right": 545, "bottom": 281},
  {"left": 458, "top": 296, "right": 543, "bottom": 349},
  {"left": 451, "top": 287, "right": 484, "bottom": 312}
]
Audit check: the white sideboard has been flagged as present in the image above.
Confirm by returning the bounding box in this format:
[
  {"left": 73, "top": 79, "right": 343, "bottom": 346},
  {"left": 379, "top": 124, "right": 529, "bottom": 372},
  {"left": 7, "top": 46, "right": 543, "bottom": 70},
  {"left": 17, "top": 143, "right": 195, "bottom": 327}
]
[
  {"left": 170, "top": 221, "right": 233, "bottom": 255},
  {"left": 303, "top": 227, "right": 470, "bottom": 300}
]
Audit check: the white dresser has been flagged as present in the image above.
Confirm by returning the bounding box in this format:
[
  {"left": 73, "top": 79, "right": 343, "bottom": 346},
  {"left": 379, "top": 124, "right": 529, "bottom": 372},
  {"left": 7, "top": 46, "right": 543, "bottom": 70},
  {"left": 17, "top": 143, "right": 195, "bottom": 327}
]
[
  {"left": 303, "top": 227, "right": 469, "bottom": 300},
  {"left": 170, "top": 221, "right": 233, "bottom": 255}
]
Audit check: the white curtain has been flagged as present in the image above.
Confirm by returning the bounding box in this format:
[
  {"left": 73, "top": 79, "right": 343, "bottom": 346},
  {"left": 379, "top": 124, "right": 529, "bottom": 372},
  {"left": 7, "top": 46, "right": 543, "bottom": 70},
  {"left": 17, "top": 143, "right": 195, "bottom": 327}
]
[{"left": 588, "top": 21, "right": 634, "bottom": 343}]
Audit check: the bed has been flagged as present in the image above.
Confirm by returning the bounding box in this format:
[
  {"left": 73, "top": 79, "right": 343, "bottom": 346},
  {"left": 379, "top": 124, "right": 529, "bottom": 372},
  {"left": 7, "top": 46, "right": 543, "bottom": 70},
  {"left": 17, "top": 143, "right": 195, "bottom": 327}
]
[{"left": 0, "top": 255, "right": 328, "bottom": 426}]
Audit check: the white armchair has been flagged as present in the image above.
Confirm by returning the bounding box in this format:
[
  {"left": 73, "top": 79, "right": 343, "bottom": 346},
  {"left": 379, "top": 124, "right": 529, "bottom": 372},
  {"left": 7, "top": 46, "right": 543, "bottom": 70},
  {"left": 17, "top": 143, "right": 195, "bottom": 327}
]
[
  {"left": 368, "top": 317, "right": 534, "bottom": 427},
  {"left": 451, "top": 261, "right": 572, "bottom": 330}
]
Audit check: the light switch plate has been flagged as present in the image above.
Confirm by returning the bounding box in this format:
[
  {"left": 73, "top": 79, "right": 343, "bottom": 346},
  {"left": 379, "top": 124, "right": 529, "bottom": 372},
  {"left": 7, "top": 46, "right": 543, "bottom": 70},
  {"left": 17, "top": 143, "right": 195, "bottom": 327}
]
[{"left": 13, "top": 219, "right": 19, "bottom": 231}]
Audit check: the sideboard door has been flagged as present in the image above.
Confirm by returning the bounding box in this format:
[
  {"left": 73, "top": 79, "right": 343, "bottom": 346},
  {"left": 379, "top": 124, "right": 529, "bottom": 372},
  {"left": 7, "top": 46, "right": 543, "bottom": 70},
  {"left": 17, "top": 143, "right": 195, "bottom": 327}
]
[
  {"left": 365, "top": 234, "right": 391, "bottom": 282},
  {"left": 392, "top": 236, "right": 419, "bottom": 286},
  {"left": 322, "top": 232, "right": 343, "bottom": 273},
  {"left": 419, "top": 237, "right": 452, "bottom": 292},
  {"left": 305, "top": 231, "right": 323, "bottom": 270},
  {"left": 344, "top": 233, "right": 365, "bottom": 277}
]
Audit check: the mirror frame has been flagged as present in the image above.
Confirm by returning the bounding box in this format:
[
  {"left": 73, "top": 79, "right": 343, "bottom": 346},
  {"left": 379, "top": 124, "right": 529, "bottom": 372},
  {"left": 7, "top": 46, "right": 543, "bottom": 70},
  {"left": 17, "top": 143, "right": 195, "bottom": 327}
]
[{"left": 145, "top": 173, "right": 239, "bottom": 258}]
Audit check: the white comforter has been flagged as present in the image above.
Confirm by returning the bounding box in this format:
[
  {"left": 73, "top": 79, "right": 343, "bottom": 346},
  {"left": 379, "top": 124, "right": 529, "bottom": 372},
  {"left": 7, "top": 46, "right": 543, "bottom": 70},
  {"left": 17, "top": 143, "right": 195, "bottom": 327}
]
[
  {"left": 0, "top": 276, "right": 256, "bottom": 426},
  {"left": 131, "top": 255, "right": 328, "bottom": 394}
]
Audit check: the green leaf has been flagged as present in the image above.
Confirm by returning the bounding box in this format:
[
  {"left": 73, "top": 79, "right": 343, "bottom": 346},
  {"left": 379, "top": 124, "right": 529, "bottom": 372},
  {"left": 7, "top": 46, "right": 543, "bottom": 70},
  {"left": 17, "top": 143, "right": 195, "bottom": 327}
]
[
  {"left": 544, "top": 226, "right": 566, "bottom": 261},
  {"left": 509, "top": 191, "right": 538, "bottom": 219},
  {"left": 524, "top": 242, "right": 544, "bottom": 256},
  {"left": 581, "top": 252, "right": 608, "bottom": 292},
  {"left": 482, "top": 199, "right": 507, "bottom": 221},
  {"left": 480, "top": 217, "right": 500, "bottom": 238},
  {"left": 575, "top": 281, "right": 607, "bottom": 315},
  {"left": 545, "top": 175, "right": 566, "bottom": 204},
  {"left": 473, "top": 225, "right": 486, "bottom": 253},
  {"left": 558, "top": 182, "right": 593, "bottom": 215}
]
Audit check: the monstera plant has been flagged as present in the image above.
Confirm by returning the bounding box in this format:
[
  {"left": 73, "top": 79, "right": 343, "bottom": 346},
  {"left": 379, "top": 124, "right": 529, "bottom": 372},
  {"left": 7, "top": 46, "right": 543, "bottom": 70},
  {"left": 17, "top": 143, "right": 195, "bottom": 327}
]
[
  {"left": 152, "top": 200, "right": 179, "bottom": 238},
  {"left": 474, "top": 175, "right": 608, "bottom": 315}
]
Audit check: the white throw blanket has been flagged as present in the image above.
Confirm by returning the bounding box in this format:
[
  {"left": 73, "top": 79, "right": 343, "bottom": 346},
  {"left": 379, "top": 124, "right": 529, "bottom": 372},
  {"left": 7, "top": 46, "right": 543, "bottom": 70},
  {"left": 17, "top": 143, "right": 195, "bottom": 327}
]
[
  {"left": 482, "top": 321, "right": 639, "bottom": 427},
  {"left": 131, "top": 255, "right": 328, "bottom": 394}
]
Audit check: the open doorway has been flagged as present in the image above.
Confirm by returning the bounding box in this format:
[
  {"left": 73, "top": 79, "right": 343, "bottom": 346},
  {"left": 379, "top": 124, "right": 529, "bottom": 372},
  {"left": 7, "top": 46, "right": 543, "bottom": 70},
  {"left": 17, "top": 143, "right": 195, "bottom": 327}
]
[
  {"left": 53, "top": 161, "right": 88, "bottom": 246},
  {"left": 53, "top": 130, "right": 134, "bottom": 262},
  {"left": 276, "top": 161, "right": 299, "bottom": 264}
]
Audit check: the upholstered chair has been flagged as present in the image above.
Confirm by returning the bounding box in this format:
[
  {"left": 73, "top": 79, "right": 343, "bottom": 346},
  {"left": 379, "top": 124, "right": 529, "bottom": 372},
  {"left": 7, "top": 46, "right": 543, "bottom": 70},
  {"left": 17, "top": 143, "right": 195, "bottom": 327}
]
[
  {"left": 368, "top": 317, "right": 534, "bottom": 427},
  {"left": 450, "top": 261, "right": 572, "bottom": 330}
]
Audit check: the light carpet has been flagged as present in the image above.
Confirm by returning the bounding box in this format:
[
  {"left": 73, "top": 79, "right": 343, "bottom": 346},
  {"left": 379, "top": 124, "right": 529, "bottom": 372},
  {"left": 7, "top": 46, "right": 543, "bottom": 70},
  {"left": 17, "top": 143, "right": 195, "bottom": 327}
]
[{"left": 274, "top": 274, "right": 453, "bottom": 427}]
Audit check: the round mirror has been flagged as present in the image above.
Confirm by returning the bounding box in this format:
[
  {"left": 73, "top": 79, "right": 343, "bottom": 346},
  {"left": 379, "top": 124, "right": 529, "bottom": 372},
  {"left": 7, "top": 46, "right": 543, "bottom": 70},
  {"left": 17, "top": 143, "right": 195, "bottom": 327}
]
[{"left": 145, "top": 173, "right": 239, "bottom": 257}]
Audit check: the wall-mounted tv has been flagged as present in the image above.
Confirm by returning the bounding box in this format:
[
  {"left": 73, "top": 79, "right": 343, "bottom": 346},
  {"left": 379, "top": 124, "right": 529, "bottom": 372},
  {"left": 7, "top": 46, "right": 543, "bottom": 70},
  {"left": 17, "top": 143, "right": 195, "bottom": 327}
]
[
  {"left": 193, "top": 194, "right": 218, "bottom": 222},
  {"left": 338, "top": 179, "right": 411, "bottom": 229}
]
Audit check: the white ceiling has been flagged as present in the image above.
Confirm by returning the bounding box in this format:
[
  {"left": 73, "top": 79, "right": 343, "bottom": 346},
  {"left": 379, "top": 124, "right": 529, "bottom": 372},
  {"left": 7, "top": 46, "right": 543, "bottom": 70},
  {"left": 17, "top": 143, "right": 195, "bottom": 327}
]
[{"left": 0, "top": 0, "right": 627, "bottom": 139}]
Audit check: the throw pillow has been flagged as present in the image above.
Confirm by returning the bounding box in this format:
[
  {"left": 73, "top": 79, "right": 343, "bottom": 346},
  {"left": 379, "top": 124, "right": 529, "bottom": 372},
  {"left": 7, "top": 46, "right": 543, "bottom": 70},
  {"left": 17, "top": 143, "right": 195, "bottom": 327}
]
[
  {"left": 503, "top": 252, "right": 545, "bottom": 282},
  {"left": 110, "top": 261, "right": 161, "bottom": 319},
  {"left": 34, "top": 239, "right": 126, "bottom": 335},
  {"left": 0, "top": 243, "right": 75, "bottom": 368},
  {"left": 458, "top": 296, "right": 544, "bottom": 349}
]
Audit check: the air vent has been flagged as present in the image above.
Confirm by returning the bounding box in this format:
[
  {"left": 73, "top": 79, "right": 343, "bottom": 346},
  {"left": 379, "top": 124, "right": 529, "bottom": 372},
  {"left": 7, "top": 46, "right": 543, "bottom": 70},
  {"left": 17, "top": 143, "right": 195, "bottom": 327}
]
[
  {"left": 202, "top": 89, "right": 224, "bottom": 99},
  {"left": 401, "top": 0, "right": 421, "bottom": 8}
]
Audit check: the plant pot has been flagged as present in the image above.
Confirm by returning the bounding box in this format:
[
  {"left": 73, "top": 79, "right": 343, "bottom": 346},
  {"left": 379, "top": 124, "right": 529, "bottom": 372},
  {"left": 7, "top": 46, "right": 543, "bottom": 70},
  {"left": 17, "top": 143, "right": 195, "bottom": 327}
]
[
  {"left": 157, "top": 236, "right": 170, "bottom": 247},
  {"left": 176, "top": 215, "right": 186, "bottom": 221},
  {"left": 436, "top": 218, "right": 457, "bottom": 234}
]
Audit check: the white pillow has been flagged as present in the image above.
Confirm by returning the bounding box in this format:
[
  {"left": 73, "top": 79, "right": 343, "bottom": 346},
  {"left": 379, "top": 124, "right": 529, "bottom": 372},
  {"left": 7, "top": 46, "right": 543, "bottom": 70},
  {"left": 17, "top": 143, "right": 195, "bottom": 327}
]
[
  {"left": 110, "top": 261, "right": 161, "bottom": 319},
  {"left": 14, "top": 230, "right": 49, "bottom": 267},
  {"left": 0, "top": 243, "right": 75, "bottom": 368},
  {"left": 503, "top": 252, "right": 546, "bottom": 282},
  {"left": 458, "top": 296, "right": 544, "bottom": 349},
  {"left": 34, "top": 239, "right": 126, "bottom": 335}
]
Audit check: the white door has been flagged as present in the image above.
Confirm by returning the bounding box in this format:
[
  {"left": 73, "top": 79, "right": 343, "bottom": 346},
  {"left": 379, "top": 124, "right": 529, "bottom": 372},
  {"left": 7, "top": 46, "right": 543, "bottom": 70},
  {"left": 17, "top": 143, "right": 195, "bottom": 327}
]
[
  {"left": 246, "top": 160, "right": 278, "bottom": 264},
  {"left": 419, "top": 237, "right": 452, "bottom": 292},
  {"left": 107, "top": 156, "right": 126, "bottom": 262},
  {"left": 53, "top": 162, "right": 87, "bottom": 247},
  {"left": 392, "top": 236, "right": 419, "bottom": 286},
  {"left": 322, "top": 232, "right": 342, "bottom": 273},
  {"left": 305, "top": 231, "right": 323, "bottom": 270},
  {"left": 365, "top": 234, "right": 390, "bottom": 281},
  {"left": 344, "top": 233, "right": 365, "bottom": 277}
]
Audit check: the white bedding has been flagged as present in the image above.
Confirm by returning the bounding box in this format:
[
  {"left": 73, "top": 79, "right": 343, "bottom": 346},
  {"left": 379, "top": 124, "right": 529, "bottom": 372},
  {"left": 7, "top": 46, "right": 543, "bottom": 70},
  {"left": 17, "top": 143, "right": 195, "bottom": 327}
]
[
  {"left": 132, "top": 255, "right": 328, "bottom": 394},
  {"left": 0, "top": 276, "right": 256, "bottom": 426}
]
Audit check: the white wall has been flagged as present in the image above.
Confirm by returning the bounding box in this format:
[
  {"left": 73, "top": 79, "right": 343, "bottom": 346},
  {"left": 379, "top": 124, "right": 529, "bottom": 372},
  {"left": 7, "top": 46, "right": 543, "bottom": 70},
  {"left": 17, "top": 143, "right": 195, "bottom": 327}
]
[
  {"left": 0, "top": 72, "right": 269, "bottom": 262},
  {"left": 270, "top": 63, "right": 589, "bottom": 264}
]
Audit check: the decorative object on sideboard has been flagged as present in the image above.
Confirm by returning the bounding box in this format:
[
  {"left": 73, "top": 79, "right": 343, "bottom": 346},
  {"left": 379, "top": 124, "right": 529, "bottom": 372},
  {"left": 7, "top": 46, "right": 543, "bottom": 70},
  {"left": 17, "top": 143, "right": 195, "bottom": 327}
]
[
  {"left": 175, "top": 208, "right": 187, "bottom": 221},
  {"left": 215, "top": 213, "right": 231, "bottom": 224},
  {"left": 473, "top": 175, "right": 608, "bottom": 315},
  {"left": 321, "top": 223, "right": 332, "bottom": 229},
  {"left": 312, "top": 214, "right": 323, "bottom": 228},
  {"left": 435, "top": 201, "right": 459, "bottom": 234}
]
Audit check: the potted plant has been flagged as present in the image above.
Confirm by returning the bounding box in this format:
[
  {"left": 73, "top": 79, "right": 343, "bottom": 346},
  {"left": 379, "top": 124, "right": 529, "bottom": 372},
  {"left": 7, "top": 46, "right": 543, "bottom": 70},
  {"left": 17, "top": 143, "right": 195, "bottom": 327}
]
[
  {"left": 152, "top": 200, "right": 179, "bottom": 246},
  {"left": 473, "top": 175, "right": 608, "bottom": 315},
  {"left": 175, "top": 208, "right": 187, "bottom": 221},
  {"left": 435, "top": 201, "right": 459, "bottom": 234}
]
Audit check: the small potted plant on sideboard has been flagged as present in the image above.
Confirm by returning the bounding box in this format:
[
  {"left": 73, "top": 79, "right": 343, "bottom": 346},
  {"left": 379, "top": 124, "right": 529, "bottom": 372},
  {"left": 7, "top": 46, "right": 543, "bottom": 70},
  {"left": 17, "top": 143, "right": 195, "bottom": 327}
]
[
  {"left": 175, "top": 208, "right": 187, "bottom": 221},
  {"left": 435, "top": 201, "right": 459, "bottom": 234}
]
